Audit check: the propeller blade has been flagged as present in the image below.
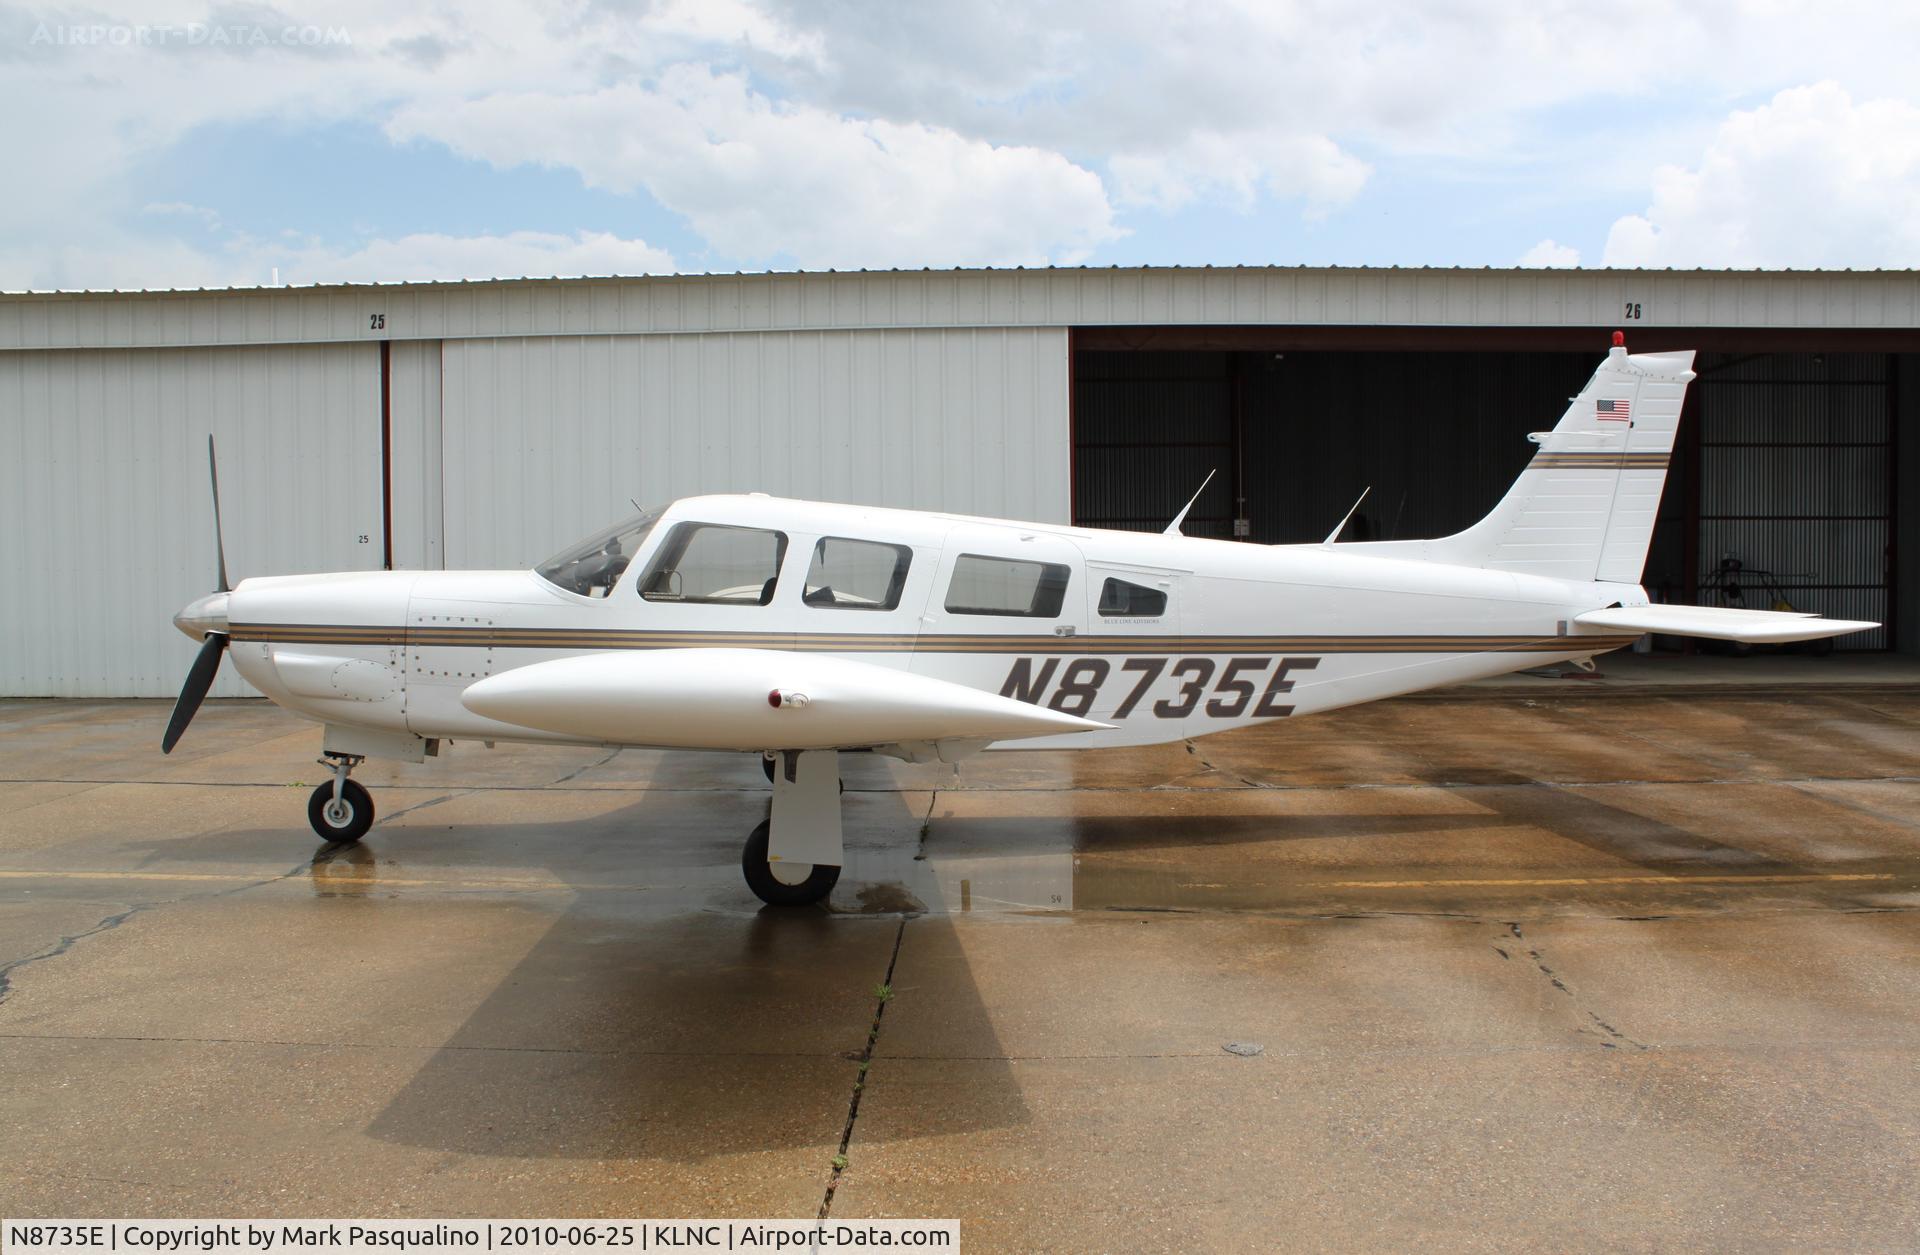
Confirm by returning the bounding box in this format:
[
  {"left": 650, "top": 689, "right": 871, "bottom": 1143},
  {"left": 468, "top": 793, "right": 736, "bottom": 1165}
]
[
  {"left": 162, "top": 632, "right": 228, "bottom": 753},
  {"left": 208, "top": 434, "right": 230, "bottom": 594}
]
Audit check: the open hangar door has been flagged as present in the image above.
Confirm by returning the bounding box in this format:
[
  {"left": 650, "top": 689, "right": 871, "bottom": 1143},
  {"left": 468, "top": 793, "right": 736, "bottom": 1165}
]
[
  {"left": 1690, "top": 351, "right": 1894, "bottom": 649},
  {"left": 1071, "top": 329, "right": 1907, "bottom": 653}
]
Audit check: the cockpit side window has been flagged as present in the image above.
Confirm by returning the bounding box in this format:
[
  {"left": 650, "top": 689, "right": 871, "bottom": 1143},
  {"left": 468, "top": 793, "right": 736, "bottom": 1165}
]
[
  {"left": 1098, "top": 577, "right": 1168, "bottom": 617},
  {"left": 803, "top": 537, "right": 913, "bottom": 611},
  {"left": 944, "top": 553, "right": 1071, "bottom": 617},
  {"left": 536, "top": 509, "right": 662, "bottom": 597},
  {"left": 639, "top": 523, "right": 789, "bottom": 605}
]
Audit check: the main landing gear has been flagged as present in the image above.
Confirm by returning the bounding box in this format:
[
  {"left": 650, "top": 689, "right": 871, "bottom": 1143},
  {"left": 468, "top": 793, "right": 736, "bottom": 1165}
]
[
  {"left": 308, "top": 752, "right": 374, "bottom": 844},
  {"left": 744, "top": 749, "right": 844, "bottom": 908},
  {"left": 742, "top": 820, "right": 840, "bottom": 906}
]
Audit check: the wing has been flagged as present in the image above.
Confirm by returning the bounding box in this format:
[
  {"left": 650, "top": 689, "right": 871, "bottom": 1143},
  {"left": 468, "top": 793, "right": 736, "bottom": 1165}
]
[
  {"left": 1573, "top": 604, "right": 1877, "bottom": 645},
  {"left": 460, "top": 647, "right": 1107, "bottom": 752}
]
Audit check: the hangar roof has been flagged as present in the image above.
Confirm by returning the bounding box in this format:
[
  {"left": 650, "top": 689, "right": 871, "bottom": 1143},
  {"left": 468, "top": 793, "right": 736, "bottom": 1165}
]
[{"left": 1, "top": 264, "right": 1915, "bottom": 353}]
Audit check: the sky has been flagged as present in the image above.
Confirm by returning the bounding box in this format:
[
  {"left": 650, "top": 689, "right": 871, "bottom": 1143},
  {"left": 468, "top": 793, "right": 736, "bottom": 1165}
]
[{"left": 4, "top": 0, "right": 1919, "bottom": 289}]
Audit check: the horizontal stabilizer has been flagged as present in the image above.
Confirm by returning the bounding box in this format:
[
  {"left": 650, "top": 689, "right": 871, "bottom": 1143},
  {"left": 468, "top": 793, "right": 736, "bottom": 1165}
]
[
  {"left": 461, "top": 648, "right": 1109, "bottom": 751},
  {"left": 1573, "top": 605, "right": 1878, "bottom": 645}
]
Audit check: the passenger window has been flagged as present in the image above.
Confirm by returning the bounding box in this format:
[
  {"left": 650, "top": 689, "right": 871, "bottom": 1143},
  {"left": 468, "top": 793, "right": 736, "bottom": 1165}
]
[
  {"left": 945, "top": 553, "right": 1071, "bottom": 618},
  {"left": 804, "top": 537, "right": 913, "bottom": 611},
  {"left": 1099, "top": 577, "right": 1168, "bottom": 617},
  {"left": 639, "top": 523, "right": 788, "bottom": 605}
]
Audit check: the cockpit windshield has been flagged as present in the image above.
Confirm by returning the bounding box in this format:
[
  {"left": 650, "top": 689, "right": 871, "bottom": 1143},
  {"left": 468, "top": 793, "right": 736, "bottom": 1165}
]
[{"left": 535, "top": 508, "right": 663, "bottom": 597}]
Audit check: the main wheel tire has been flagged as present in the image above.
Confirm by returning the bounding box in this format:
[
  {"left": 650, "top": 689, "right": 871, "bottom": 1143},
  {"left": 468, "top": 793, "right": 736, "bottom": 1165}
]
[
  {"left": 308, "top": 779, "right": 375, "bottom": 844},
  {"left": 741, "top": 820, "right": 840, "bottom": 907}
]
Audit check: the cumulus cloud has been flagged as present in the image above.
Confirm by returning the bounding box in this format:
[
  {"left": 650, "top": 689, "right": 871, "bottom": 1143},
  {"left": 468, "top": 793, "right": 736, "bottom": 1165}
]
[
  {"left": 748, "top": 0, "right": 1920, "bottom": 215},
  {"left": 9, "top": 0, "right": 1920, "bottom": 285},
  {"left": 1519, "top": 239, "right": 1581, "bottom": 268},
  {"left": 284, "top": 229, "right": 676, "bottom": 284},
  {"left": 3, "top": 227, "right": 674, "bottom": 291},
  {"left": 1602, "top": 83, "right": 1920, "bottom": 268},
  {"left": 388, "top": 66, "right": 1121, "bottom": 268},
  {"left": 1108, "top": 133, "right": 1369, "bottom": 216}
]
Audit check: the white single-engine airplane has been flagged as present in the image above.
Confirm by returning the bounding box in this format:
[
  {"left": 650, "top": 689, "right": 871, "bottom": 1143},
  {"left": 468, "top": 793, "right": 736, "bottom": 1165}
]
[{"left": 164, "top": 336, "right": 1875, "bottom": 904}]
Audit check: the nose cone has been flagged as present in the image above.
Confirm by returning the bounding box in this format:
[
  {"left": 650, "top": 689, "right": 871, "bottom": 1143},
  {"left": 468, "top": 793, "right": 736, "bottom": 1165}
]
[{"left": 173, "top": 591, "right": 231, "bottom": 641}]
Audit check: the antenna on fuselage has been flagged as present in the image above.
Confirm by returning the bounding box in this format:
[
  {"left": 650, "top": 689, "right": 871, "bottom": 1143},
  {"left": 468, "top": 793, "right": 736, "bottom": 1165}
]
[
  {"left": 1322, "top": 486, "right": 1371, "bottom": 546},
  {"left": 1163, "top": 469, "right": 1217, "bottom": 537}
]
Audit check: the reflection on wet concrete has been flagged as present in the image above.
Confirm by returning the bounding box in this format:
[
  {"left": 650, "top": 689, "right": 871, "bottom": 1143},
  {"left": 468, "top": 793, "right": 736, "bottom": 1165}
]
[
  {"left": 309, "top": 840, "right": 377, "bottom": 897},
  {"left": 0, "top": 688, "right": 1916, "bottom": 1231}
]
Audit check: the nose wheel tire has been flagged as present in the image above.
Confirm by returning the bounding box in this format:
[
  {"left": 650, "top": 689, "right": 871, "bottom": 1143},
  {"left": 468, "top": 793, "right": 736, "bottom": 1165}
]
[
  {"left": 741, "top": 820, "right": 839, "bottom": 907},
  {"left": 308, "top": 779, "right": 375, "bottom": 844}
]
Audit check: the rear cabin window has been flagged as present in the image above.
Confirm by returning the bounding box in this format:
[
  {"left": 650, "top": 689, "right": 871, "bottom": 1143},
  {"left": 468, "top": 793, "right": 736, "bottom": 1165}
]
[
  {"left": 639, "top": 523, "right": 788, "bottom": 605},
  {"left": 944, "top": 554, "right": 1071, "bottom": 618},
  {"left": 804, "top": 537, "right": 913, "bottom": 611},
  {"left": 1098, "top": 577, "right": 1168, "bottom": 617}
]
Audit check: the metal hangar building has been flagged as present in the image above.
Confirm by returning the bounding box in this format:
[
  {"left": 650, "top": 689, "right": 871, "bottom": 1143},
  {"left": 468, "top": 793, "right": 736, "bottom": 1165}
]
[{"left": 1, "top": 264, "right": 1915, "bottom": 696}]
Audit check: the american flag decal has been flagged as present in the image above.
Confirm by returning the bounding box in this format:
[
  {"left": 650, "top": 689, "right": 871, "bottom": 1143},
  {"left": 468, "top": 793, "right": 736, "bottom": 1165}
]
[{"left": 1596, "top": 398, "right": 1631, "bottom": 421}]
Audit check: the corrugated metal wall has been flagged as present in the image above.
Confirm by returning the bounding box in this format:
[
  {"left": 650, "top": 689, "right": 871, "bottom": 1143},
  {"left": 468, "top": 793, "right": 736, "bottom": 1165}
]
[
  {"left": 438, "top": 328, "right": 1069, "bottom": 570},
  {"left": 0, "top": 326, "right": 1069, "bottom": 695},
  {"left": 1695, "top": 352, "right": 1892, "bottom": 648},
  {"left": 0, "top": 343, "right": 382, "bottom": 696},
  {"left": 388, "top": 339, "right": 443, "bottom": 570},
  {"left": 7, "top": 268, "right": 1918, "bottom": 353}
]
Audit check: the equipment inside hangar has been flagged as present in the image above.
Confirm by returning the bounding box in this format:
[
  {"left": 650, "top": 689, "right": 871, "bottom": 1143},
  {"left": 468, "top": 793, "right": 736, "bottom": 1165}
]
[{"left": 1072, "top": 331, "right": 1907, "bottom": 650}]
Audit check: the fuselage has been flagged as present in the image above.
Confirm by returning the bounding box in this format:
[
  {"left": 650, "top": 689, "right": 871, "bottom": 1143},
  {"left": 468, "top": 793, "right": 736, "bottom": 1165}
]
[{"left": 208, "top": 494, "right": 1646, "bottom": 753}]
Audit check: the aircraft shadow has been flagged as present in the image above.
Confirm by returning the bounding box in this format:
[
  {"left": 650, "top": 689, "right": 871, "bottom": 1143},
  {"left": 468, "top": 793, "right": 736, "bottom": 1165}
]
[
  {"left": 235, "top": 783, "right": 1031, "bottom": 1164},
  {"left": 1423, "top": 766, "right": 1811, "bottom": 875}
]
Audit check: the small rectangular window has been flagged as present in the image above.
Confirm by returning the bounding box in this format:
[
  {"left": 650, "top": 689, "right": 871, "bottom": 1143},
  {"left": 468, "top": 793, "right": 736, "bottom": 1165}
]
[
  {"left": 1098, "top": 577, "right": 1168, "bottom": 617},
  {"left": 639, "top": 523, "right": 788, "bottom": 605},
  {"left": 945, "top": 553, "right": 1071, "bottom": 618},
  {"left": 804, "top": 537, "right": 913, "bottom": 611}
]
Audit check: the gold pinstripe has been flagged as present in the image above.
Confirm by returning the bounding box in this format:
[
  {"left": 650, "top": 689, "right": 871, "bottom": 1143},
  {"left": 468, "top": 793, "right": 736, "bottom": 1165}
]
[
  {"left": 229, "top": 623, "right": 1639, "bottom": 655},
  {"left": 1528, "top": 452, "right": 1671, "bottom": 470}
]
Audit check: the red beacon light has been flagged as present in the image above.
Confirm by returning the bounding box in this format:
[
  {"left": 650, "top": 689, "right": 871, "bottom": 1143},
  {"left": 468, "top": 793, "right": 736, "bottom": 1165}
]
[{"left": 1612, "top": 330, "right": 1626, "bottom": 348}]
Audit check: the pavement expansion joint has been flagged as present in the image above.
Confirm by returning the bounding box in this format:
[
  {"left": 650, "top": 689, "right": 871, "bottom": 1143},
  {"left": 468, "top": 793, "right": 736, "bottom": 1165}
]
[
  {"left": 0, "top": 857, "right": 310, "bottom": 1007},
  {"left": 368, "top": 788, "right": 480, "bottom": 825},
  {"left": 819, "top": 916, "right": 907, "bottom": 1221},
  {"left": 1503, "top": 921, "right": 1650, "bottom": 1051},
  {"left": 1182, "top": 738, "right": 1264, "bottom": 789},
  {"left": 549, "top": 747, "right": 623, "bottom": 786},
  {"left": 0, "top": 899, "right": 155, "bottom": 1006}
]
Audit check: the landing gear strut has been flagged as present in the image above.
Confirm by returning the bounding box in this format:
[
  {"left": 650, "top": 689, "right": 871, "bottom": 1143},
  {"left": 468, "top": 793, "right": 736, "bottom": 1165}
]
[
  {"left": 743, "top": 749, "right": 844, "bottom": 907},
  {"left": 308, "top": 752, "right": 375, "bottom": 844}
]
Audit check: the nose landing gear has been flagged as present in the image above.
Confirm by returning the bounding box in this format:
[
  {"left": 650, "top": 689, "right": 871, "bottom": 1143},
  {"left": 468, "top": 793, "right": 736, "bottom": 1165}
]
[{"left": 308, "top": 752, "right": 374, "bottom": 844}]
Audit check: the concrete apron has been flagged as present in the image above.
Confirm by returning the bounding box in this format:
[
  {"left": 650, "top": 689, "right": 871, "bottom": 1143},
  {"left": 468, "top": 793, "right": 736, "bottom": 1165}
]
[{"left": 0, "top": 688, "right": 1915, "bottom": 1247}]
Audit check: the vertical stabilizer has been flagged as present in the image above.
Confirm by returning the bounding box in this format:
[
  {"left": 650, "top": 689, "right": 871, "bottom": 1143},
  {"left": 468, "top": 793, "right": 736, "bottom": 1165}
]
[{"left": 1426, "top": 342, "right": 1696, "bottom": 582}]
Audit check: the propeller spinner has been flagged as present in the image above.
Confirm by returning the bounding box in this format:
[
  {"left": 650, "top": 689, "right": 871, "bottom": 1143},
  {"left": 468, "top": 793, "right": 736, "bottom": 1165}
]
[{"left": 162, "top": 436, "right": 233, "bottom": 753}]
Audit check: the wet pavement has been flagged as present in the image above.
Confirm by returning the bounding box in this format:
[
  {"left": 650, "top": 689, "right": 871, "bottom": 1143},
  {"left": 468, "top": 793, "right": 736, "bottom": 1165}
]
[{"left": 0, "top": 680, "right": 1917, "bottom": 1249}]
